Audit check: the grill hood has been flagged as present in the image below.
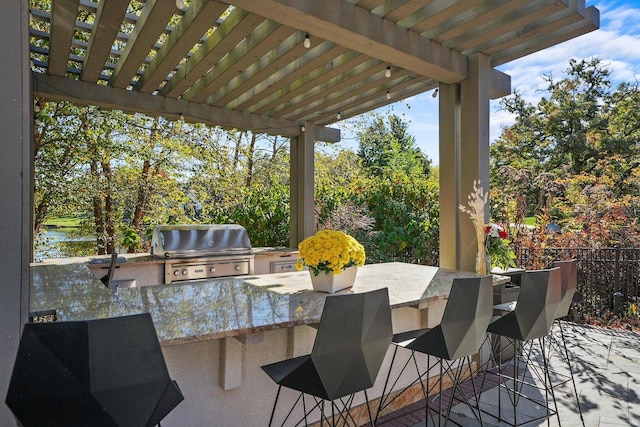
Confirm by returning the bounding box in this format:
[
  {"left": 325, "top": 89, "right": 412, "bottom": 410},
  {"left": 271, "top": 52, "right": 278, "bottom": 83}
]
[{"left": 151, "top": 224, "right": 252, "bottom": 258}]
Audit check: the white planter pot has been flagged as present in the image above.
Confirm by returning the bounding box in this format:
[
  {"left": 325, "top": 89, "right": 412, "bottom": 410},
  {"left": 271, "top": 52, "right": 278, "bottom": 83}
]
[{"left": 309, "top": 266, "right": 358, "bottom": 293}]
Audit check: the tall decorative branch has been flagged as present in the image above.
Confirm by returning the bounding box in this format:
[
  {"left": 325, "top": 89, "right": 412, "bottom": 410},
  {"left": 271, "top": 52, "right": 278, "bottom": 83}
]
[{"left": 459, "top": 180, "right": 489, "bottom": 275}]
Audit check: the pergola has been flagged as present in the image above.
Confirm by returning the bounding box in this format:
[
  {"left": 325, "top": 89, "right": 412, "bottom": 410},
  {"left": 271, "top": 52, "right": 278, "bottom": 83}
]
[{"left": 0, "top": 1, "right": 598, "bottom": 423}]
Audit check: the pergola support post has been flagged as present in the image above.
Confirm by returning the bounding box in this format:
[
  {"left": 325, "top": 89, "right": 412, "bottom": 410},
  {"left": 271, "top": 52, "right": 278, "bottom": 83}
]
[
  {"left": 0, "top": 1, "right": 32, "bottom": 424},
  {"left": 439, "top": 53, "right": 491, "bottom": 272},
  {"left": 289, "top": 121, "right": 316, "bottom": 247}
]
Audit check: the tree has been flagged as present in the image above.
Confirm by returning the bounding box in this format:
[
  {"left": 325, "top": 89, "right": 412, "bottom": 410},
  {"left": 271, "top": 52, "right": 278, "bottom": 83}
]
[
  {"left": 492, "top": 58, "right": 640, "bottom": 229},
  {"left": 492, "top": 58, "right": 640, "bottom": 252},
  {"left": 357, "top": 114, "right": 431, "bottom": 176},
  {"left": 352, "top": 114, "right": 439, "bottom": 264}
]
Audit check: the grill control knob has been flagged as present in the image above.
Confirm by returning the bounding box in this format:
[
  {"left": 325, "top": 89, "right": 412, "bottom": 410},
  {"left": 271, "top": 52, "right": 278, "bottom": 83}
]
[
  {"left": 209, "top": 266, "right": 216, "bottom": 273},
  {"left": 181, "top": 269, "right": 188, "bottom": 276},
  {"left": 173, "top": 270, "right": 180, "bottom": 276},
  {"left": 235, "top": 265, "right": 240, "bottom": 271}
]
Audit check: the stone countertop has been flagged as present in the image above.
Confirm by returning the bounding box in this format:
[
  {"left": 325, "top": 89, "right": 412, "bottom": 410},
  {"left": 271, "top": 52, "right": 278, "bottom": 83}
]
[
  {"left": 251, "top": 246, "right": 299, "bottom": 255},
  {"left": 30, "top": 262, "right": 508, "bottom": 346},
  {"left": 32, "top": 247, "right": 299, "bottom": 267}
]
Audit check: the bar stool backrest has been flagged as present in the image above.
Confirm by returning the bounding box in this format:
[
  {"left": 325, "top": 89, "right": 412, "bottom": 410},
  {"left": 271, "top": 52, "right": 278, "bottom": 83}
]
[
  {"left": 311, "top": 288, "right": 392, "bottom": 400},
  {"left": 552, "top": 259, "right": 578, "bottom": 319},
  {"left": 441, "top": 275, "right": 493, "bottom": 360},
  {"left": 514, "top": 267, "right": 562, "bottom": 341}
]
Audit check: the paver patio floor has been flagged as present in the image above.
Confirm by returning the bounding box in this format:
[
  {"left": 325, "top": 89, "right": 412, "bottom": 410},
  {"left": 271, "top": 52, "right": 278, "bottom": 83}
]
[{"left": 373, "top": 322, "right": 640, "bottom": 426}]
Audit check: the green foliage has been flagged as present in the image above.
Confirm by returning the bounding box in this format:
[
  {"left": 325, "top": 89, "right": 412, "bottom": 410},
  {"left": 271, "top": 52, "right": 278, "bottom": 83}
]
[
  {"left": 492, "top": 58, "right": 640, "bottom": 244},
  {"left": 122, "top": 227, "right": 143, "bottom": 253},
  {"left": 353, "top": 168, "right": 439, "bottom": 265},
  {"left": 357, "top": 114, "right": 431, "bottom": 176},
  {"left": 34, "top": 101, "right": 440, "bottom": 263},
  {"left": 206, "top": 182, "right": 290, "bottom": 247}
]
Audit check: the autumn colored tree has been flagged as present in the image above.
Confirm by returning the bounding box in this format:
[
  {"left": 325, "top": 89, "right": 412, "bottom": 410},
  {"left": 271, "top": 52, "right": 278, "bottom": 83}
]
[{"left": 492, "top": 58, "right": 640, "bottom": 241}]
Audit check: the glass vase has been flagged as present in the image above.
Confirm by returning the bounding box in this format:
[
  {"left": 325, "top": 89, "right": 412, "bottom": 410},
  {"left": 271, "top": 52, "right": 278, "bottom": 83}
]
[{"left": 475, "top": 251, "right": 491, "bottom": 276}]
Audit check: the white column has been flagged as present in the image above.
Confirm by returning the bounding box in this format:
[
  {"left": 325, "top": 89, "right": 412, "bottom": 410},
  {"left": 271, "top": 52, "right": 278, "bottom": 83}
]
[
  {"left": 438, "top": 54, "right": 491, "bottom": 272},
  {"left": 0, "top": 1, "right": 32, "bottom": 424},
  {"left": 289, "top": 121, "right": 315, "bottom": 247}
]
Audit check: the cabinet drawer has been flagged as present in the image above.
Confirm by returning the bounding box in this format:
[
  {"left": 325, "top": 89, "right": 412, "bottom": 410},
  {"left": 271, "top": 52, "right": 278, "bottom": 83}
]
[{"left": 270, "top": 261, "right": 298, "bottom": 274}]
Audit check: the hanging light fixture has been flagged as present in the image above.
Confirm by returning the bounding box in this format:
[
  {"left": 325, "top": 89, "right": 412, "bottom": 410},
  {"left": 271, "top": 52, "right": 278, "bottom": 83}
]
[
  {"left": 386, "top": 91, "right": 391, "bottom": 100},
  {"left": 337, "top": 112, "right": 341, "bottom": 120},
  {"left": 385, "top": 66, "right": 391, "bottom": 78},
  {"left": 179, "top": 113, "right": 185, "bottom": 121},
  {"left": 304, "top": 34, "right": 311, "bottom": 49},
  {"left": 175, "top": 0, "right": 186, "bottom": 9},
  {"left": 301, "top": 124, "right": 306, "bottom": 132},
  {"left": 432, "top": 88, "right": 439, "bottom": 98}
]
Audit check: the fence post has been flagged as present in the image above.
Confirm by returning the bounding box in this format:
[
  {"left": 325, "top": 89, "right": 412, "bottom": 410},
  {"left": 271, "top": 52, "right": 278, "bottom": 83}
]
[{"left": 614, "top": 246, "right": 621, "bottom": 316}]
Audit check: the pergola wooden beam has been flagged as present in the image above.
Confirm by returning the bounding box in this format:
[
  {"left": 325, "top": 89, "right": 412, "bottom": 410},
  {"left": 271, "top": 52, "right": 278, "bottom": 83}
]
[
  {"left": 440, "top": 0, "right": 568, "bottom": 51},
  {"left": 399, "top": 0, "right": 488, "bottom": 32},
  {"left": 236, "top": 44, "right": 354, "bottom": 113},
  {"left": 312, "top": 74, "right": 427, "bottom": 124},
  {"left": 160, "top": 9, "right": 264, "bottom": 98},
  {"left": 471, "top": 0, "right": 585, "bottom": 57},
  {"left": 492, "top": 6, "right": 599, "bottom": 66},
  {"left": 183, "top": 21, "right": 295, "bottom": 103},
  {"left": 281, "top": 64, "right": 411, "bottom": 120},
  {"left": 109, "top": 0, "right": 176, "bottom": 89},
  {"left": 134, "top": 0, "right": 228, "bottom": 93},
  {"left": 371, "top": 0, "right": 432, "bottom": 20},
  {"left": 33, "top": 73, "right": 340, "bottom": 142},
  {"left": 80, "top": 0, "right": 129, "bottom": 83},
  {"left": 316, "top": 79, "right": 432, "bottom": 126},
  {"left": 228, "top": 0, "right": 468, "bottom": 84},
  {"left": 249, "top": 51, "right": 364, "bottom": 115},
  {"left": 48, "top": 0, "right": 81, "bottom": 76},
  {"left": 207, "top": 32, "right": 309, "bottom": 107},
  {"left": 265, "top": 58, "right": 385, "bottom": 117}
]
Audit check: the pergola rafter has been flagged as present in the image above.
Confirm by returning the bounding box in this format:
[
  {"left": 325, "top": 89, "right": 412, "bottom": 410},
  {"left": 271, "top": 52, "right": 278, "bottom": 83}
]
[{"left": 27, "top": 0, "right": 598, "bottom": 138}]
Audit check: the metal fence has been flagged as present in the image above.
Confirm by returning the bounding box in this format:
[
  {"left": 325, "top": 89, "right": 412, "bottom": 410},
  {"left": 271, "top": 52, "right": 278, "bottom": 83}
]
[{"left": 515, "top": 247, "right": 640, "bottom": 319}]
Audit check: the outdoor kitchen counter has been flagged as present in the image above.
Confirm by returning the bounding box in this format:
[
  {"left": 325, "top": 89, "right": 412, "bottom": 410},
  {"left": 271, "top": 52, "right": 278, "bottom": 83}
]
[
  {"left": 30, "top": 261, "right": 509, "bottom": 346},
  {"left": 30, "top": 261, "right": 510, "bottom": 426}
]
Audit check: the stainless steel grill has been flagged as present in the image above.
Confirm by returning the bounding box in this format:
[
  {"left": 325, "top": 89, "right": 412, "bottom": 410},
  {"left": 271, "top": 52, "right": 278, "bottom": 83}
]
[{"left": 151, "top": 224, "right": 254, "bottom": 284}]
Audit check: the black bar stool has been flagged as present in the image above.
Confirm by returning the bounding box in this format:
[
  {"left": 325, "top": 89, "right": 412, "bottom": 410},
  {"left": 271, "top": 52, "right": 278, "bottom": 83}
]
[
  {"left": 485, "top": 267, "right": 562, "bottom": 426},
  {"left": 262, "top": 288, "right": 393, "bottom": 427},
  {"left": 375, "top": 275, "right": 493, "bottom": 425}
]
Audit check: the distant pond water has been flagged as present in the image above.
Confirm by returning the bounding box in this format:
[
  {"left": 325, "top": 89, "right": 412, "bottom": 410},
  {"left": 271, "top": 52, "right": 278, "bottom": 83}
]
[{"left": 35, "top": 228, "right": 95, "bottom": 261}]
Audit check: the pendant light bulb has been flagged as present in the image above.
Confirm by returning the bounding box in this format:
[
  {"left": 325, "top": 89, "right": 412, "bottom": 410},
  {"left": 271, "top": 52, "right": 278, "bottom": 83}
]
[
  {"left": 304, "top": 34, "right": 311, "bottom": 49},
  {"left": 385, "top": 66, "right": 391, "bottom": 78},
  {"left": 386, "top": 91, "right": 391, "bottom": 100},
  {"left": 179, "top": 113, "right": 185, "bottom": 121},
  {"left": 176, "top": 0, "right": 185, "bottom": 9},
  {"left": 337, "top": 112, "right": 341, "bottom": 120},
  {"left": 301, "top": 124, "right": 306, "bottom": 132},
  {"left": 432, "top": 88, "right": 439, "bottom": 98}
]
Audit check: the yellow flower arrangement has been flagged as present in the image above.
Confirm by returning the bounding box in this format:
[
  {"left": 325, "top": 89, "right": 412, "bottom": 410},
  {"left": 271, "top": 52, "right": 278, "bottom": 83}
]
[{"left": 295, "top": 230, "right": 366, "bottom": 276}]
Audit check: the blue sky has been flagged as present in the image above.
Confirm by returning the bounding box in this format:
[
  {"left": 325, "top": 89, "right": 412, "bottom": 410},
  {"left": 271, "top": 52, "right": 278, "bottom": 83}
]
[{"left": 335, "top": 0, "right": 640, "bottom": 165}]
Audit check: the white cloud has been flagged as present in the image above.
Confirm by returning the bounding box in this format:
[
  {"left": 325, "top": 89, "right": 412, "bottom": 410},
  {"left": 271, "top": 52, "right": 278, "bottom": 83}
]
[{"left": 489, "top": 1, "right": 640, "bottom": 143}]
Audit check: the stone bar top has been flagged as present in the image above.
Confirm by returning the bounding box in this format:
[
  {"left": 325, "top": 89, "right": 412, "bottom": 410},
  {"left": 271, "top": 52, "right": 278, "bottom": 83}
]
[{"left": 30, "top": 262, "right": 508, "bottom": 346}]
